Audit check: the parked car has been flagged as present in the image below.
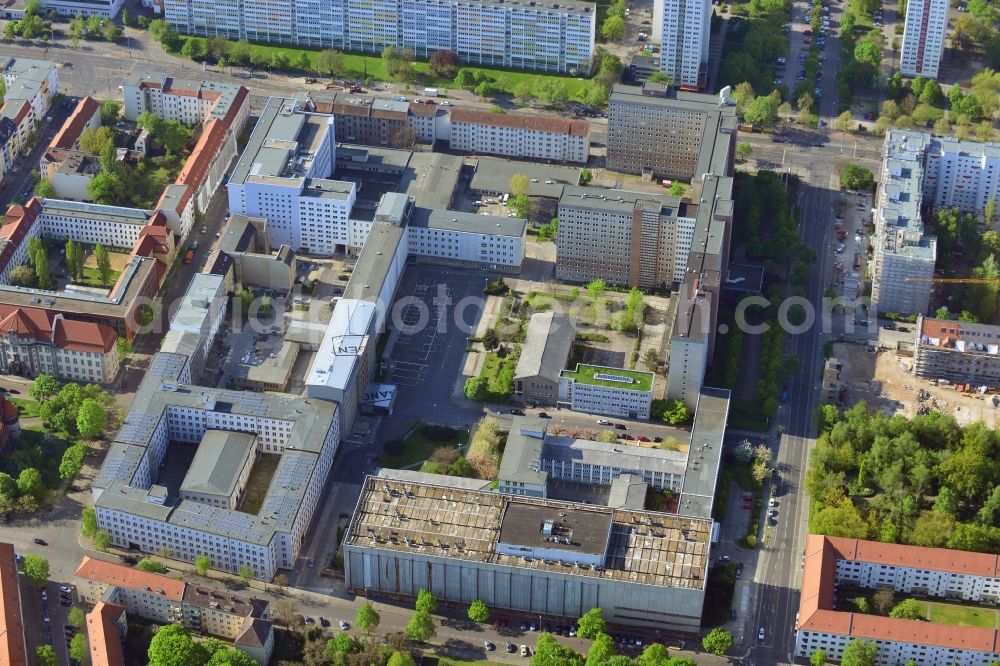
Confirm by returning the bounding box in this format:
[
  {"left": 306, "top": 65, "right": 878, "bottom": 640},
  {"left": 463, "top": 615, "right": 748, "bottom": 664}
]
[
  {"left": 521, "top": 645, "right": 531, "bottom": 657},
  {"left": 485, "top": 641, "right": 496, "bottom": 651},
  {"left": 339, "top": 620, "right": 350, "bottom": 630},
  {"left": 507, "top": 643, "right": 517, "bottom": 653},
  {"left": 33, "top": 538, "right": 46, "bottom": 546}
]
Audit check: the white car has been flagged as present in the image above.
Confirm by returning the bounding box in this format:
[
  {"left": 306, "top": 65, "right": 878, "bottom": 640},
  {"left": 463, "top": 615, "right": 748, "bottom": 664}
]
[
  {"left": 598, "top": 419, "right": 611, "bottom": 425},
  {"left": 758, "top": 627, "right": 766, "bottom": 641}
]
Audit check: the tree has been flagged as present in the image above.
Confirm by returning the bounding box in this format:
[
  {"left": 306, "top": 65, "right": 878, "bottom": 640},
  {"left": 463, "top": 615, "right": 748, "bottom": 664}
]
[
  {"left": 405, "top": 610, "right": 436, "bottom": 641},
  {"left": 872, "top": 588, "right": 895, "bottom": 614},
  {"left": 34, "top": 178, "right": 54, "bottom": 198},
  {"left": 8, "top": 265, "right": 35, "bottom": 287},
  {"left": 81, "top": 506, "right": 99, "bottom": 537},
  {"left": 415, "top": 587, "right": 437, "bottom": 613},
  {"left": 148, "top": 19, "right": 178, "bottom": 48},
  {"left": 919, "top": 79, "right": 943, "bottom": 105},
  {"left": 509, "top": 194, "right": 532, "bottom": 219},
  {"left": 95, "top": 243, "right": 111, "bottom": 285},
  {"left": 835, "top": 110, "right": 855, "bottom": 133},
  {"left": 148, "top": 624, "right": 208, "bottom": 666},
  {"left": 77, "top": 398, "right": 108, "bottom": 439},
  {"left": 207, "top": 649, "right": 258, "bottom": 666},
  {"left": 810, "top": 649, "right": 827, "bottom": 666},
  {"left": 195, "top": 553, "right": 212, "bottom": 575},
  {"left": 601, "top": 15, "right": 625, "bottom": 41},
  {"left": 841, "top": 638, "right": 877, "bottom": 666},
  {"left": 744, "top": 95, "right": 779, "bottom": 128},
  {"left": 388, "top": 652, "right": 417, "bottom": 666},
  {"left": 810, "top": 496, "right": 869, "bottom": 538},
  {"left": 480, "top": 327, "right": 500, "bottom": 351},
  {"left": 238, "top": 563, "right": 254, "bottom": 583},
  {"left": 16, "top": 468, "right": 43, "bottom": 501},
  {"left": 700, "top": 628, "right": 733, "bottom": 656},
  {"left": 532, "top": 633, "right": 584, "bottom": 666},
  {"left": 587, "top": 632, "right": 616, "bottom": 666},
  {"left": 841, "top": 164, "right": 875, "bottom": 191},
  {"left": 69, "top": 633, "right": 89, "bottom": 662},
  {"left": 586, "top": 278, "right": 607, "bottom": 301},
  {"left": 467, "top": 599, "right": 489, "bottom": 623},
  {"left": 181, "top": 37, "right": 205, "bottom": 60},
  {"left": 636, "top": 644, "right": 670, "bottom": 666},
  {"left": 736, "top": 142, "right": 752, "bottom": 162},
  {"left": 889, "top": 598, "right": 924, "bottom": 620},
  {"left": 22, "top": 554, "right": 49, "bottom": 587},
  {"left": 854, "top": 39, "right": 882, "bottom": 66},
  {"left": 326, "top": 632, "right": 362, "bottom": 658},
  {"left": 80, "top": 125, "right": 114, "bottom": 154},
  {"left": 68, "top": 606, "right": 87, "bottom": 629},
  {"left": 355, "top": 601, "right": 380, "bottom": 633},
  {"left": 88, "top": 171, "right": 125, "bottom": 205},
  {"left": 34, "top": 250, "right": 52, "bottom": 290},
  {"left": 577, "top": 608, "right": 606, "bottom": 639},
  {"left": 510, "top": 173, "right": 531, "bottom": 197},
  {"left": 35, "top": 645, "right": 58, "bottom": 666},
  {"left": 661, "top": 399, "right": 691, "bottom": 424},
  {"left": 315, "top": 49, "right": 344, "bottom": 76},
  {"left": 23, "top": 0, "right": 41, "bottom": 15},
  {"left": 732, "top": 82, "right": 755, "bottom": 112},
  {"left": 429, "top": 49, "right": 460, "bottom": 78},
  {"left": 908, "top": 509, "right": 954, "bottom": 547},
  {"left": 647, "top": 71, "right": 672, "bottom": 86},
  {"left": 93, "top": 530, "right": 111, "bottom": 551},
  {"left": 136, "top": 557, "right": 167, "bottom": 573},
  {"left": 104, "top": 20, "right": 122, "bottom": 42},
  {"left": 271, "top": 598, "right": 301, "bottom": 628}
]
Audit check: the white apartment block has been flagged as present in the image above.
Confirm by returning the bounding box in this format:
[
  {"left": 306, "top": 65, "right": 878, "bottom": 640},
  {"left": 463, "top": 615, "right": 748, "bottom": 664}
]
[
  {"left": 796, "top": 535, "right": 1000, "bottom": 666},
  {"left": 556, "top": 185, "right": 695, "bottom": 288},
  {"left": 406, "top": 208, "right": 526, "bottom": 273},
  {"left": 655, "top": 0, "right": 710, "bottom": 88},
  {"left": 164, "top": 0, "right": 596, "bottom": 74},
  {"left": 0, "top": 58, "right": 57, "bottom": 179},
  {"left": 37, "top": 200, "right": 152, "bottom": 249},
  {"left": 448, "top": 109, "right": 590, "bottom": 164},
  {"left": 122, "top": 74, "right": 251, "bottom": 137},
  {"left": 92, "top": 352, "right": 340, "bottom": 580},
  {"left": 900, "top": 0, "right": 948, "bottom": 78},
  {"left": 558, "top": 364, "right": 654, "bottom": 420},
  {"left": 871, "top": 131, "right": 937, "bottom": 315},
  {"left": 42, "top": 0, "right": 124, "bottom": 16},
  {"left": 922, "top": 137, "right": 1000, "bottom": 214}
]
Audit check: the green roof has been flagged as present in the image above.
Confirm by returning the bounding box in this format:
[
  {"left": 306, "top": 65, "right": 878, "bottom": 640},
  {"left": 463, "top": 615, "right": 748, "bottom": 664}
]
[{"left": 560, "top": 364, "right": 653, "bottom": 392}]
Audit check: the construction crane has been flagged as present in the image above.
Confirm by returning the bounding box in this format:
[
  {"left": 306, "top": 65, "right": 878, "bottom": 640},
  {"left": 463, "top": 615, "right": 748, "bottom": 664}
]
[{"left": 903, "top": 277, "right": 1000, "bottom": 285}]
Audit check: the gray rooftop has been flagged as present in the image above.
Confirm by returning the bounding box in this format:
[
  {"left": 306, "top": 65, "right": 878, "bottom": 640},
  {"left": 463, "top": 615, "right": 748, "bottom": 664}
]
[
  {"left": 230, "top": 97, "right": 332, "bottom": 185},
  {"left": 180, "top": 430, "right": 257, "bottom": 498},
  {"left": 498, "top": 416, "right": 549, "bottom": 486},
  {"left": 341, "top": 219, "right": 406, "bottom": 304},
  {"left": 558, "top": 185, "right": 680, "bottom": 215},
  {"left": 677, "top": 387, "right": 730, "bottom": 519},
  {"left": 409, "top": 207, "right": 526, "bottom": 238},
  {"left": 40, "top": 199, "right": 152, "bottom": 226},
  {"left": 607, "top": 473, "right": 648, "bottom": 510},
  {"left": 498, "top": 501, "right": 613, "bottom": 556},
  {"left": 878, "top": 130, "right": 937, "bottom": 262},
  {"left": 515, "top": 312, "right": 576, "bottom": 382},
  {"left": 400, "top": 152, "right": 463, "bottom": 210},
  {"left": 544, "top": 436, "right": 687, "bottom": 478},
  {"left": 376, "top": 467, "right": 496, "bottom": 492},
  {"left": 470, "top": 157, "right": 582, "bottom": 199},
  {"left": 171, "top": 273, "right": 225, "bottom": 333}
]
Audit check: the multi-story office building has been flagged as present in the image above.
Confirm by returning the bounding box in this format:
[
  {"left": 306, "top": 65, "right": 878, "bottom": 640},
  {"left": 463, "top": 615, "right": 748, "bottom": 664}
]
[
  {"left": 294, "top": 92, "right": 439, "bottom": 145},
  {"left": 164, "top": 273, "right": 227, "bottom": 377},
  {"left": 92, "top": 352, "right": 340, "bottom": 580},
  {"left": 0, "top": 59, "right": 57, "bottom": 181},
  {"left": 913, "top": 315, "right": 1000, "bottom": 386},
  {"left": 75, "top": 557, "right": 274, "bottom": 664},
  {"left": 871, "top": 131, "right": 937, "bottom": 315},
  {"left": 558, "top": 364, "right": 654, "bottom": 419},
  {"left": 0, "top": 307, "right": 120, "bottom": 384},
  {"left": 448, "top": 109, "right": 590, "bottom": 164},
  {"left": 607, "top": 83, "right": 736, "bottom": 180},
  {"left": 654, "top": 0, "right": 710, "bottom": 88},
  {"left": 556, "top": 185, "right": 695, "bottom": 288},
  {"left": 796, "top": 535, "right": 1000, "bottom": 665},
  {"left": 405, "top": 207, "right": 525, "bottom": 272},
  {"left": 122, "top": 75, "right": 250, "bottom": 137},
  {"left": 42, "top": 0, "right": 125, "bottom": 17},
  {"left": 344, "top": 475, "right": 713, "bottom": 633},
  {"left": 164, "top": 0, "right": 596, "bottom": 74},
  {"left": 900, "top": 0, "right": 948, "bottom": 78}
]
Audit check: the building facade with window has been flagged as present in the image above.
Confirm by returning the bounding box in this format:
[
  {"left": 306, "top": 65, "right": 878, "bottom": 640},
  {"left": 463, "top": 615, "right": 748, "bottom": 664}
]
[
  {"left": 900, "top": 0, "right": 948, "bottom": 78},
  {"left": 558, "top": 364, "right": 654, "bottom": 419},
  {"left": 655, "top": 0, "right": 711, "bottom": 88},
  {"left": 448, "top": 109, "right": 590, "bottom": 163}
]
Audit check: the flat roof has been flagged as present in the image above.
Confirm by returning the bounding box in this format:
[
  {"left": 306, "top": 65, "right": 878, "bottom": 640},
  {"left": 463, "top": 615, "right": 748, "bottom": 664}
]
[
  {"left": 180, "top": 430, "right": 257, "bottom": 498},
  {"left": 559, "top": 185, "right": 680, "bottom": 215},
  {"left": 470, "top": 157, "right": 581, "bottom": 199},
  {"left": 677, "top": 388, "right": 729, "bottom": 519},
  {"left": 498, "top": 502, "right": 613, "bottom": 556},
  {"left": 171, "top": 273, "right": 225, "bottom": 333},
  {"left": 559, "top": 363, "right": 654, "bottom": 392},
  {"left": 40, "top": 199, "right": 152, "bottom": 226},
  {"left": 497, "top": 416, "right": 549, "bottom": 486},
  {"left": 230, "top": 97, "right": 331, "bottom": 184},
  {"left": 515, "top": 312, "right": 575, "bottom": 382},
  {"left": 409, "top": 207, "right": 526, "bottom": 238},
  {"left": 544, "top": 436, "right": 687, "bottom": 477},
  {"left": 348, "top": 476, "right": 711, "bottom": 589},
  {"left": 341, "top": 219, "right": 406, "bottom": 302},
  {"left": 400, "top": 151, "right": 463, "bottom": 210},
  {"left": 305, "top": 299, "right": 376, "bottom": 392}
]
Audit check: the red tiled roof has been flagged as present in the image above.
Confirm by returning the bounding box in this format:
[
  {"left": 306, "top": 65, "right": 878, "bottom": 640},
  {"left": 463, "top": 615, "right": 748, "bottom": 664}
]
[
  {"left": 86, "top": 601, "right": 126, "bottom": 666},
  {"left": 53, "top": 317, "right": 117, "bottom": 353},
  {"left": 0, "top": 198, "right": 41, "bottom": 274},
  {"left": 798, "top": 535, "right": 1000, "bottom": 653},
  {"left": 220, "top": 86, "right": 249, "bottom": 130},
  {"left": 50, "top": 96, "right": 100, "bottom": 150},
  {"left": 0, "top": 99, "right": 31, "bottom": 126},
  {"left": 75, "top": 557, "right": 185, "bottom": 602},
  {"left": 0, "top": 542, "right": 27, "bottom": 666},
  {"left": 450, "top": 108, "right": 590, "bottom": 136}
]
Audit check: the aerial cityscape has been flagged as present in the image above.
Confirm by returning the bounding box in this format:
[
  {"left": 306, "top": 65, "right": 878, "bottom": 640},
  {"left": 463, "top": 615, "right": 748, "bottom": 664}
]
[{"left": 0, "top": 0, "right": 998, "bottom": 661}]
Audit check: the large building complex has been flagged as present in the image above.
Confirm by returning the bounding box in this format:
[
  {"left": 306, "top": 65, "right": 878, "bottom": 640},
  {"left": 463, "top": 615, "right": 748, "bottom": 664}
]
[
  {"left": 913, "top": 315, "right": 1000, "bottom": 386},
  {"left": 556, "top": 185, "right": 695, "bottom": 288},
  {"left": 796, "top": 535, "right": 1000, "bottom": 665},
  {"left": 123, "top": 75, "right": 250, "bottom": 138},
  {"left": 1, "top": 59, "right": 58, "bottom": 181},
  {"left": 448, "top": 109, "right": 590, "bottom": 164},
  {"left": 607, "top": 83, "right": 736, "bottom": 180},
  {"left": 899, "top": 0, "right": 948, "bottom": 78},
  {"left": 344, "top": 476, "right": 713, "bottom": 632},
  {"left": 654, "top": 0, "right": 711, "bottom": 88},
  {"left": 164, "top": 0, "right": 596, "bottom": 74},
  {"left": 75, "top": 557, "right": 274, "bottom": 664},
  {"left": 871, "top": 131, "right": 938, "bottom": 315},
  {"left": 92, "top": 352, "right": 340, "bottom": 580},
  {"left": 0, "top": 542, "right": 27, "bottom": 666}
]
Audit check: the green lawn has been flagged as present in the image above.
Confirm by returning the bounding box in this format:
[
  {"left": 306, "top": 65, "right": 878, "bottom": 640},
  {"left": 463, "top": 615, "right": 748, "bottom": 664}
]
[
  {"left": 76, "top": 266, "right": 121, "bottom": 289},
  {"left": 380, "top": 426, "right": 469, "bottom": 469},
  {"left": 560, "top": 363, "right": 653, "bottom": 391},
  {"left": 926, "top": 601, "right": 1000, "bottom": 628},
  {"left": 172, "top": 35, "right": 604, "bottom": 102},
  {"left": 11, "top": 398, "right": 40, "bottom": 418}
]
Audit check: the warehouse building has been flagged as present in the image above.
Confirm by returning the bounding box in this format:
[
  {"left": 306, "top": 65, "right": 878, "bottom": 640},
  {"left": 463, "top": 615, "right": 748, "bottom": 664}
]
[
  {"left": 344, "top": 476, "right": 712, "bottom": 633},
  {"left": 796, "top": 535, "right": 1000, "bottom": 665}
]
